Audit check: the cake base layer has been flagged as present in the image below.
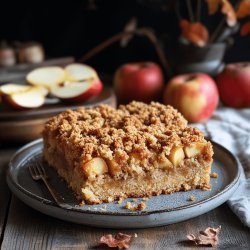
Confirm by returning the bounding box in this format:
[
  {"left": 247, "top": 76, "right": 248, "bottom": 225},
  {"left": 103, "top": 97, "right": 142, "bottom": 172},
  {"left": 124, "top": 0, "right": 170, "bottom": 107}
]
[{"left": 44, "top": 144, "right": 211, "bottom": 204}]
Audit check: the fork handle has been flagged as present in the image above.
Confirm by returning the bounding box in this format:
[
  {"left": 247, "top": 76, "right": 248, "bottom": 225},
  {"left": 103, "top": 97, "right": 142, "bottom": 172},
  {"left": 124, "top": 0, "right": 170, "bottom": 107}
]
[{"left": 41, "top": 177, "right": 72, "bottom": 209}]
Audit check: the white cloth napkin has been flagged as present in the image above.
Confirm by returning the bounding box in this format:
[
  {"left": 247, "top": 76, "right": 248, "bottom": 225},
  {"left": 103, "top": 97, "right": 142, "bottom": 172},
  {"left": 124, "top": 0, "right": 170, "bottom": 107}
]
[{"left": 195, "top": 107, "right": 250, "bottom": 228}]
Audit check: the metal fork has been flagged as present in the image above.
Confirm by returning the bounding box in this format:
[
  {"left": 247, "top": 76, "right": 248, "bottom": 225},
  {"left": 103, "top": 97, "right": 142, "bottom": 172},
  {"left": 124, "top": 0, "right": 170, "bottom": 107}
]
[{"left": 29, "top": 161, "right": 72, "bottom": 209}]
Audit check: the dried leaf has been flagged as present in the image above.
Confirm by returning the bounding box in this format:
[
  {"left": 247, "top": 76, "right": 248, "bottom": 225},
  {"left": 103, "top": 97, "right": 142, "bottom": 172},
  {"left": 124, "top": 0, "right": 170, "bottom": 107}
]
[
  {"left": 187, "top": 226, "right": 221, "bottom": 247},
  {"left": 236, "top": 0, "right": 250, "bottom": 19},
  {"left": 221, "top": 0, "right": 237, "bottom": 27},
  {"left": 206, "top": 0, "right": 221, "bottom": 15},
  {"left": 99, "top": 233, "right": 132, "bottom": 249},
  {"left": 120, "top": 18, "right": 137, "bottom": 47},
  {"left": 240, "top": 21, "right": 250, "bottom": 36},
  {"left": 180, "top": 20, "right": 209, "bottom": 47}
]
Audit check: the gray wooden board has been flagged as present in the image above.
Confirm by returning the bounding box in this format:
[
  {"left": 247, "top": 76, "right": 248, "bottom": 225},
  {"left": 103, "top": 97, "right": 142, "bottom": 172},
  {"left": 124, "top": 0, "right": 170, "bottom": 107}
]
[
  {"left": 1, "top": 198, "right": 250, "bottom": 250},
  {"left": 0, "top": 149, "right": 13, "bottom": 242},
  {"left": 1, "top": 147, "right": 250, "bottom": 249}
]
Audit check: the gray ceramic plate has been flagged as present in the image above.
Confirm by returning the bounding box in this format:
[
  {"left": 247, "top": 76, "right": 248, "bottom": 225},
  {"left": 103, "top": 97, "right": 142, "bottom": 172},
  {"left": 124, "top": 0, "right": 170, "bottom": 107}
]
[{"left": 7, "top": 139, "right": 241, "bottom": 228}]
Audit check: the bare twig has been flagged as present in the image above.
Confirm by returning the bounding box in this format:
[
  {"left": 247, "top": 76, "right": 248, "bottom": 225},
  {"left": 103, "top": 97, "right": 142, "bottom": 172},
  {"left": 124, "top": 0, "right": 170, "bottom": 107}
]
[
  {"left": 186, "top": 0, "right": 195, "bottom": 22},
  {"left": 78, "top": 29, "right": 171, "bottom": 77},
  {"left": 137, "top": 28, "right": 171, "bottom": 76},
  {"left": 196, "top": 0, "right": 201, "bottom": 22},
  {"left": 78, "top": 31, "right": 126, "bottom": 62},
  {"left": 209, "top": 19, "right": 225, "bottom": 43},
  {"left": 175, "top": 0, "right": 182, "bottom": 21}
]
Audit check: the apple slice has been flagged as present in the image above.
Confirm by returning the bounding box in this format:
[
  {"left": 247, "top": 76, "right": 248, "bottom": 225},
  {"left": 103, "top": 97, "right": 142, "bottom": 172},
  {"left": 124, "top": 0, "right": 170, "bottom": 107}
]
[
  {"left": 50, "top": 63, "right": 103, "bottom": 102},
  {"left": 168, "top": 146, "right": 185, "bottom": 166},
  {"left": 50, "top": 79, "right": 103, "bottom": 103},
  {"left": 64, "top": 63, "right": 98, "bottom": 82},
  {"left": 82, "top": 157, "right": 108, "bottom": 179},
  {"left": 26, "top": 66, "right": 65, "bottom": 89},
  {"left": 0, "top": 83, "right": 31, "bottom": 95},
  {"left": 0, "top": 83, "right": 48, "bottom": 110}
]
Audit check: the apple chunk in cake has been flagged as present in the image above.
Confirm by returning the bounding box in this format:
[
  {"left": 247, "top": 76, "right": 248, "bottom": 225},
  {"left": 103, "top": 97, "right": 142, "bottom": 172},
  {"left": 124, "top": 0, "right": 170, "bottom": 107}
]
[{"left": 43, "top": 101, "right": 213, "bottom": 204}]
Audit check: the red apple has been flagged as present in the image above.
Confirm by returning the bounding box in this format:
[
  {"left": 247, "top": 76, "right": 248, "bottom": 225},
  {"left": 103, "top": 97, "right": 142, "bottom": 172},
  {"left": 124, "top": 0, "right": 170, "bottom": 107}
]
[
  {"left": 217, "top": 62, "right": 250, "bottom": 108},
  {"left": 0, "top": 83, "right": 48, "bottom": 110},
  {"left": 163, "top": 73, "right": 219, "bottom": 123},
  {"left": 114, "top": 62, "right": 164, "bottom": 103},
  {"left": 51, "top": 64, "right": 103, "bottom": 102}
]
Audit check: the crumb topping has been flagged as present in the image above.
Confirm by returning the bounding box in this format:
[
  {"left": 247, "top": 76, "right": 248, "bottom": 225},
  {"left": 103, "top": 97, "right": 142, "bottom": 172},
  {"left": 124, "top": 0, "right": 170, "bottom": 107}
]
[{"left": 43, "top": 101, "right": 206, "bottom": 166}]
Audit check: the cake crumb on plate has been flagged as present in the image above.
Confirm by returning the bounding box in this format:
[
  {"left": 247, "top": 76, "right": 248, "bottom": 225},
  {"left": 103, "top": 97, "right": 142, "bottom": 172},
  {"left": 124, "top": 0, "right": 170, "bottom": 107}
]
[
  {"left": 211, "top": 172, "right": 218, "bottom": 178},
  {"left": 188, "top": 196, "right": 196, "bottom": 202},
  {"left": 124, "top": 201, "right": 146, "bottom": 211}
]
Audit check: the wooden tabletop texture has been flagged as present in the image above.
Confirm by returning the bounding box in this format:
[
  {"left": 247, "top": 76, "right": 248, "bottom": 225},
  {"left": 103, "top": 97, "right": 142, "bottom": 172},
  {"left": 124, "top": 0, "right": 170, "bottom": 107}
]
[{"left": 0, "top": 146, "right": 250, "bottom": 250}]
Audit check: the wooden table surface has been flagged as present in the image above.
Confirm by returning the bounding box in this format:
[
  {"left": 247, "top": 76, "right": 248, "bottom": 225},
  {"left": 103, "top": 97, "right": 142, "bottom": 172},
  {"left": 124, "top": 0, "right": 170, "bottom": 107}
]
[{"left": 0, "top": 144, "right": 249, "bottom": 250}]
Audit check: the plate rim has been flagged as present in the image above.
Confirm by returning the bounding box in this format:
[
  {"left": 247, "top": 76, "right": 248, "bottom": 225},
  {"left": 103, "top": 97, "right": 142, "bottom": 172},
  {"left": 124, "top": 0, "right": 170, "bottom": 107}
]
[{"left": 7, "top": 138, "right": 241, "bottom": 216}]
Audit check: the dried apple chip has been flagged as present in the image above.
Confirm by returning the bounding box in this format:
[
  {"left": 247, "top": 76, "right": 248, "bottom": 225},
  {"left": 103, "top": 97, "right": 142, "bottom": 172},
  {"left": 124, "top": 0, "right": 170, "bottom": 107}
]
[
  {"left": 99, "top": 233, "right": 132, "bottom": 249},
  {"left": 206, "top": 0, "right": 221, "bottom": 15},
  {"left": 187, "top": 226, "right": 221, "bottom": 247},
  {"left": 180, "top": 20, "right": 209, "bottom": 47},
  {"left": 240, "top": 21, "right": 250, "bottom": 36},
  {"left": 221, "top": 0, "right": 237, "bottom": 27},
  {"left": 236, "top": 0, "right": 250, "bottom": 18}
]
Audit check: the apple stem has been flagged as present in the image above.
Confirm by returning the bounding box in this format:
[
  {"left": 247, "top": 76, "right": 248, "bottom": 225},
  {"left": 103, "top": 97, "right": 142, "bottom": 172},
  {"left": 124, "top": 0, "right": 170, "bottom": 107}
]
[{"left": 78, "top": 29, "right": 172, "bottom": 77}]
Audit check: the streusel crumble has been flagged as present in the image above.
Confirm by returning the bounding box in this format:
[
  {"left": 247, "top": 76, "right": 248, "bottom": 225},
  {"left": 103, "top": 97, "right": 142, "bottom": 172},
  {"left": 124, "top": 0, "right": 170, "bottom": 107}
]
[{"left": 43, "top": 101, "right": 213, "bottom": 204}]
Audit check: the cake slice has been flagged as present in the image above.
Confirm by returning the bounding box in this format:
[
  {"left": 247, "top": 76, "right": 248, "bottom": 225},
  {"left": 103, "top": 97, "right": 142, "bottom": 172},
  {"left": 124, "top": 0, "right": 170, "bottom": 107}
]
[{"left": 43, "top": 101, "right": 213, "bottom": 204}]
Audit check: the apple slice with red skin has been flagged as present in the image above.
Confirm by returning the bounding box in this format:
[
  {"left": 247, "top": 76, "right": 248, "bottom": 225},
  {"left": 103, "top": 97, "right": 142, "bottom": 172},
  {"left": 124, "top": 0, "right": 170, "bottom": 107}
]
[
  {"left": 50, "top": 79, "right": 103, "bottom": 103},
  {"left": 0, "top": 83, "right": 48, "bottom": 110},
  {"left": 51, "top": 63, "right": 103, "bottom": 103},
  {"left": 27, "top": 66, "right": 65, "bottom": 89}
]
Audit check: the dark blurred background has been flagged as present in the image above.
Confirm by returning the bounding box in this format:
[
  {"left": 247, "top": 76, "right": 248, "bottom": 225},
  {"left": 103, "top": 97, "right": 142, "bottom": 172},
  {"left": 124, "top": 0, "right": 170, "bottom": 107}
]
[{"left": 1, "top": 0, "right": 250, "bottom": 74}]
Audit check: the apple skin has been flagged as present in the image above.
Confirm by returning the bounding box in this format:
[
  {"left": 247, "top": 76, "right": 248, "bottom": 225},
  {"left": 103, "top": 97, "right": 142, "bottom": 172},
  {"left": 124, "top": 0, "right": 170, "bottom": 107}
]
[
  {"left": 114, "top": 62, "right": 164, "bottom": 103},
  {"left": 217, "top": 63, "right": 250, "bottom": 108},
  {"left": 56, "top": 79, "right": 103, "bottom": 103},
  {"left": 1, "top": 94, "right": 26, "bottom": 110},
  {"left": 0, "top": 84, "right": 48, "bottom": 110},
  {"left": 1, "top": 93, "right": 45, "bottom": 110},
  {"left": 163, "top": 73, "right": 219, "bottom": 123}
]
